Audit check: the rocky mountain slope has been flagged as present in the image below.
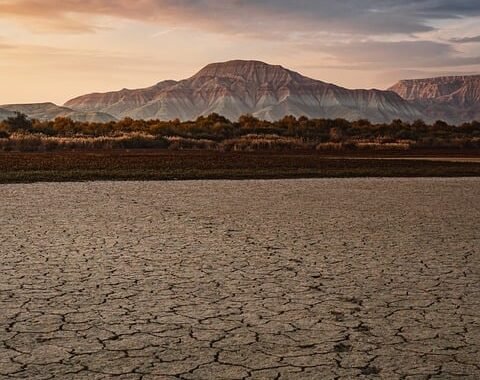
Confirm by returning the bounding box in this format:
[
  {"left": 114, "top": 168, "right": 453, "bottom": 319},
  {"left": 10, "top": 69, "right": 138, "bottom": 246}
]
[
  {"left": 64, "top": 81, "right": 177, "bottom": 119},
  {"left": 389, "top": 75, "right": 480, "bottom": 124},
  {"left": 66, "top": 60, "right": 423, "bottom": 123},
  {"left": 0, "top": 103, "right": 116, "bottom": 122},
  {"left": 0, "top": 108, "right": 16, "bottom": 121}
]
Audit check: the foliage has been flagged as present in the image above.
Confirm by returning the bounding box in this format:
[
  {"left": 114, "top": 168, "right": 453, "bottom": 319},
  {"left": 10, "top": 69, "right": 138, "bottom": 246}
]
[{"left": 0, "top": 113, "right": 479, "bottom": 151}]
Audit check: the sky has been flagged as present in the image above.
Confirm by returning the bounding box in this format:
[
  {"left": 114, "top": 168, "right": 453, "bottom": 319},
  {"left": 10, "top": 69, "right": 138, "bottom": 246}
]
[{"left": 1, "top": 0, "right": 480, "bottom": 104}]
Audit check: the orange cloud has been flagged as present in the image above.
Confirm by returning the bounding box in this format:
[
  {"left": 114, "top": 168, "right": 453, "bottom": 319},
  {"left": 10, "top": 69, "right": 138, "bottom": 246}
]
[
  {"left": 0, "top": 0, "right": 230, "bottom": 33},
  {"left": 3, "top": 0, "right": 473, "bottom": 36}
]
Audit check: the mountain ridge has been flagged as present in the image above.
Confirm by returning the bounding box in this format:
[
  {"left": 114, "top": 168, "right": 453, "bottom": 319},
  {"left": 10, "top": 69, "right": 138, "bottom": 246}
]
[
  {"left": 0, "top": 103, "right": 117, "bottom": 123},
  {"left": 0, "top": 107, "right": 17, "bottom": 121},
  {"left": 388, "top": 75, "right": 480, "bottom": 123},
  {"left": 65, "top": 60, "right": 423, "bottom": 123}
]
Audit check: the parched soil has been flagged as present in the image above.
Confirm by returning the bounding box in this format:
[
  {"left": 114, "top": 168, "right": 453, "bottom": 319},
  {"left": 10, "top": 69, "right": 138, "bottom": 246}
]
[
  {"left": 0, "top": 150, "right": 480, "bottom": 183},
  {"left": 0, "top": 179, "right": 479, "bottom": 379}
]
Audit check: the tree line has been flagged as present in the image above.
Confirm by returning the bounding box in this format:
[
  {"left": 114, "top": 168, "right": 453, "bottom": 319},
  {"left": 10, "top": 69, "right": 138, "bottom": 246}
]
[{"left": 0, "top": 112, "right": 479, "bottom": 151}]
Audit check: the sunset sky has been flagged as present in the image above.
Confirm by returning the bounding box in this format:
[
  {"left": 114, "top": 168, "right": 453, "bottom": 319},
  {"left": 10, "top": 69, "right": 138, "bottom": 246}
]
[{"left": 1, "top": 0, "right": 480, "bottom": 104}]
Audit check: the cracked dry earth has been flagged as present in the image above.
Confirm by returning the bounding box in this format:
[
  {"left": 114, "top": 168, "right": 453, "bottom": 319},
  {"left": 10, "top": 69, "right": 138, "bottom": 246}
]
[{"left": 0, "top": 178, "right": 479, "bottom": 380}]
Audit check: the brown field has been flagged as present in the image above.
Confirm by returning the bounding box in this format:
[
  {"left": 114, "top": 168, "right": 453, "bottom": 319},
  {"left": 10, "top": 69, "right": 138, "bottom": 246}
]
[{"left": 0, "top": 150, "right": 479, "bottom": 183}]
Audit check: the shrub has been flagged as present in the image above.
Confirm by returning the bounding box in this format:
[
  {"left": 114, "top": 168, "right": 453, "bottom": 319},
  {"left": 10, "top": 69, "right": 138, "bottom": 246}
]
[
  {"left": 0, "top": 113, "right": 478, "bottom": 152},
  {"left": 3, "top": 113, "right": 33, "bottom": 132},
  {"left": 167, "top": 137, "right": 218, "bottom": 150},
  {"left": 222, "top": 134, "right": 310, "bottom": 151}
]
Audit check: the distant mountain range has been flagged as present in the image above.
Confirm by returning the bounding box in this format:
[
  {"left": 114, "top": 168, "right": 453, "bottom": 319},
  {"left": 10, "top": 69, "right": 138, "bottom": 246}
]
[
  {"left": 388, "top": 75, "right": 480, "bottom": 124},
  {"left": 0, "top": 108, "right": 16, "bottom": 121},
  {"left": 1, "top": 60, "right": 479, "bottom": 124},
  {"left": 0, "top": 103, "right": 116, "bottom": 123}
]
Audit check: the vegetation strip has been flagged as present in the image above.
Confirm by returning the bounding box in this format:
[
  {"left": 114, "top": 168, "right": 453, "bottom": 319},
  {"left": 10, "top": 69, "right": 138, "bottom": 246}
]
[
  {"left": 1, "top": 151, "right": 479, "bottom": 183},
  {"left": 0, "top": 113, "right": 479, "bottom": 152}
]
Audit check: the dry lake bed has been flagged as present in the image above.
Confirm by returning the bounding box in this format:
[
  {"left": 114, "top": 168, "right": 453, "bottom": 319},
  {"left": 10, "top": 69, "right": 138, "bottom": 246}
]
[{"left": 0, "top": 178, "right": 479, "bottom": 379}]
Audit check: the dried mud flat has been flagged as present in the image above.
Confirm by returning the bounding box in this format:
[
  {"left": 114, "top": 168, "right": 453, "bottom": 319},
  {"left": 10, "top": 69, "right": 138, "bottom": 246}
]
[{"left": 0, "top": 178, "right": 479, "bottom": 380}]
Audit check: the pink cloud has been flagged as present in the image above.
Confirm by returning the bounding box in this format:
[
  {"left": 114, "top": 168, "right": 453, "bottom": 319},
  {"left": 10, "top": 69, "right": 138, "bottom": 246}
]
[
  {"left": 0, "top": 0, "right": 464, "bottom": 36},
  {"left": 0, "top": 1, "right": 237, "bottom": 33}
]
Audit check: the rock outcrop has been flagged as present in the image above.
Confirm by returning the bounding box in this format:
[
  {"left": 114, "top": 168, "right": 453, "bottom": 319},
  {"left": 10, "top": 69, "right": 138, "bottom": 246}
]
[{"left": 389, "top": 75, "right": 480, "bottom": 124}]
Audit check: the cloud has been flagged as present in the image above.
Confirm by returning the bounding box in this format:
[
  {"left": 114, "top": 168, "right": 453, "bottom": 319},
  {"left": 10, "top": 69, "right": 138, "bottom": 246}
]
[
  {"left": 151, "top": 28, "right": 177, "bottom": 38},
  {"left": 297, "top": 39, "right": 480, "bottom": 71},
  {"left": 451, "top": 35, "right": 480, "bottom": 43},
  {"left": 1, "top": 0, "right": 480, "bottom": 37},
  {"left": 329, "top": 40, "right": 475, "bottom": 67},
  {"left": 0, "top": 36, "right": 15, "bottom": 49}
]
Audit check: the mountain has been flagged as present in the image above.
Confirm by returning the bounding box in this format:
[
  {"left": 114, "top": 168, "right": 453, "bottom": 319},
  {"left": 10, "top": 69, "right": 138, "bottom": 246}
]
[
  {"left": 66, "top": 60, "right": 423, "bottom": 123},
  {"left": 389, "top": 75, "right": 480, "bottom": 124},
  {"left": 64, "top": 81, "right": 177, "bottom": 119},
  {"left": 0, "top": 103, "right": 117, "bottom": 123},
  {"left": 0, "top": 107, "right": 16, "bottom": 121}
]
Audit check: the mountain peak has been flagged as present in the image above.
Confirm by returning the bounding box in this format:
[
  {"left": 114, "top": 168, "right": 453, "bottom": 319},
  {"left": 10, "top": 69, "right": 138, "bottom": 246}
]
[
  {"left": 65, "top": 60, "right": 424, "bottom": 123},
  {"left": 192, "top": 60, "right": 302, "bottom": 83},
  {"left": 197, "top": 59, "right": 283, "bottom": 70}
]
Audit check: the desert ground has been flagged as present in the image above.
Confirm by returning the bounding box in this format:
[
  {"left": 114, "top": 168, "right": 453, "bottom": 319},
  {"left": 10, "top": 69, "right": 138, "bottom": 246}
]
[{"left": 0, "top": 178, "right": 479, "bottom": 379}]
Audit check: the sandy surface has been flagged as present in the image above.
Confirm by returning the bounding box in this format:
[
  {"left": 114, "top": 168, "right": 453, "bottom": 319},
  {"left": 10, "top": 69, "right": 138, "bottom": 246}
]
[{"left": 0, "top": 179, "right": 479, "bottom": 379}]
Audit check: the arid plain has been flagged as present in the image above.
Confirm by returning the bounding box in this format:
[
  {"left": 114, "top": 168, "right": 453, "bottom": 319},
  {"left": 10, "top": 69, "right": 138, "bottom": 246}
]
[{"left": 0, "top": 178, "right": 479, "bottom": 379}]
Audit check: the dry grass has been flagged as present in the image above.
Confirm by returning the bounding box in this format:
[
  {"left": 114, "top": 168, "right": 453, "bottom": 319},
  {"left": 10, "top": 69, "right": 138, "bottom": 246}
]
[
  {"left": 315, "top": 140, "right": 412, "bottom": 151},
  {"left": 0, "top": 133, "right": 168, "bottom": 151},
  {"left": 166, "top": 136, "right": 219, "bottom": 150},
  {"left": 222, "top": 134, "right": 311, "bottom": 151},
  {"left": 0, "top": 130, "right": 478, "bottom": 153}
]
